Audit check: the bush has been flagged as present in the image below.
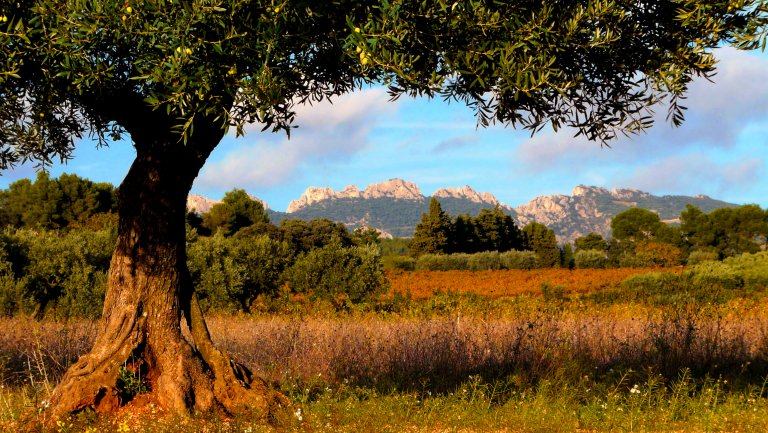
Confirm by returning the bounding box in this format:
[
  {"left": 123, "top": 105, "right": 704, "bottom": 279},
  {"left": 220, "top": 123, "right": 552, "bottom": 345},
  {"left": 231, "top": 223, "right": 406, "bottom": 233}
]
[
  {"left": 721, "top": 251, "right": 768, "bottom": 290},
  {"left": 414, "top": 251, "right": 538, "bottom": 271},
  {"left": 188, "top": 233, "right": 292, "bottom": 312},
  {"left": 286, "top": 238, "right": 387, "bottom": 303},
  {"left": 467, "top": 251, "right": 504, "bottom": 271},
  {"left": 6, "top": 228, "right": 115, "bottom": 319},
  {"left": 574, "top": 249, "right": 608, "bottom": 269},
  {"left": 382, "top": 255, "right": 416, "bottom": 271},
  {"left": 634, "top": 241, "right": 683, "bottom": 267},
  {"left": 500, "top": 250, "right": 539, "bottom": 270},
  {"left": 685, "top": 261, "right": 743, "bottom": 291},
  {"left": 686, "top": 250, "right": 719, "bottom": 266},
  {"left": 415, "top": 253, "right": 470, "bottom": 271}
]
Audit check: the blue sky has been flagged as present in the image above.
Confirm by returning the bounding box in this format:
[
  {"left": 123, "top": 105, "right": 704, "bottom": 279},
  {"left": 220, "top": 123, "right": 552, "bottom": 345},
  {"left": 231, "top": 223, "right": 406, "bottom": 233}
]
[{"left": 2, "top": 47, "right": 767, "bottom": 212}]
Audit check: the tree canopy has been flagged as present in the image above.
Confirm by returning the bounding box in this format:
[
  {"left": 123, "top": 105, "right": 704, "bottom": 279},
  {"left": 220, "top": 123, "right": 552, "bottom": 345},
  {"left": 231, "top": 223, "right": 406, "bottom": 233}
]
[{"left": 2, "top": 0, "right": 766, "bottom": 170}]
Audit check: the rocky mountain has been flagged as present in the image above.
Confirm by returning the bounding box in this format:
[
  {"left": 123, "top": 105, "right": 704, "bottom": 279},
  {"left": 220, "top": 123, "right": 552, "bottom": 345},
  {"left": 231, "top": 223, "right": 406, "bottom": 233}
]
[
  {"left": 512, "top": 185, "right": 733, "bottom": 242},
  {"left": 286, "top": 179, "right": 424, "bottom": 212},
  {"left": 268, "top": 180, "right": 508, "bottom": 237},
  {"left": 192, "top": 180, "right": 737, "bottom": 242}
]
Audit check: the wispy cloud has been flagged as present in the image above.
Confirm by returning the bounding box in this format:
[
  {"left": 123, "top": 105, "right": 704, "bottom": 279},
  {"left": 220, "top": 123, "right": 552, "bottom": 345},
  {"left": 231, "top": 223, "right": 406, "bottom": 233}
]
[
  {"left": 514, "top": 48, "right": 768, "bottom": 172},
  {"left": 433, "top": 135, "right": 479, "bottom": 153},
  {"left": 614, "top": 154, "right": 763, "bottom": 197},
  {"left": 196, "top": 88, "right": 397, "bottom": 190}
]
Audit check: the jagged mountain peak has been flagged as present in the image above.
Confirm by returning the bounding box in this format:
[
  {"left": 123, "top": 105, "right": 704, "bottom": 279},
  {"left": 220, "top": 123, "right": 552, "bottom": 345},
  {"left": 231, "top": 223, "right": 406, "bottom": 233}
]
[
  {"left": 287, "top": 178, "right": 423, "bottom": 213},
  {"left": 433, "top": 185, "right": 502, "bottom": 207}
]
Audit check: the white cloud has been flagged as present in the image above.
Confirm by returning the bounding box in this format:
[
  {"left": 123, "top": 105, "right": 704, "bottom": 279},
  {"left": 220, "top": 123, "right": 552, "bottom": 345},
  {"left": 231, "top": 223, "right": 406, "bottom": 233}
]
[
  {"left": 197, "top": 88, "right": 397, "bottom": 189},
  {"left": 614, "top": 154, "right": 763, "bottom": 197},
  {"left": 514, "top": 48, "right": 768, "bottom": 171}
]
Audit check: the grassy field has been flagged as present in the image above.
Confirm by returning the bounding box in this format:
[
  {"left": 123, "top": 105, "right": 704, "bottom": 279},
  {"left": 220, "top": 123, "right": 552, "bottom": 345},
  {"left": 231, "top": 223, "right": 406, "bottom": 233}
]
[{"left": 3, "top": 268, "right": 768, "bottom": 432}]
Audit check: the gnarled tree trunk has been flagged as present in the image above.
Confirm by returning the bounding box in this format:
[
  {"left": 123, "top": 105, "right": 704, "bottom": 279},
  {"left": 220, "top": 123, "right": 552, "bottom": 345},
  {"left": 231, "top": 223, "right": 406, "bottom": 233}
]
[{"left": 46, "top": 123, "right": 286, "bottom": 419}]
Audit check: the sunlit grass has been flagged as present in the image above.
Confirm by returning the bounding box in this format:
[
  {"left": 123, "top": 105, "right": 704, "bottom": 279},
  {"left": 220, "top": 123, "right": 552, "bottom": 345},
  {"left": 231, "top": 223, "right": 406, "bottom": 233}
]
[{"left": 3, "top": 281, "right": 768, "bottom": 432}]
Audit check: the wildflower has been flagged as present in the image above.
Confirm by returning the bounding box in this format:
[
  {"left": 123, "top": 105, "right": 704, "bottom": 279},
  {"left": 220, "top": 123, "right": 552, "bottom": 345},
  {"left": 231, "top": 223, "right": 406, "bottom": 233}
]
[
  {"left": 294, "top": 407, "right": 303, "bottom": 422},
  {"left": 630, "top": 384, "right": 640, "bottom": 394}
]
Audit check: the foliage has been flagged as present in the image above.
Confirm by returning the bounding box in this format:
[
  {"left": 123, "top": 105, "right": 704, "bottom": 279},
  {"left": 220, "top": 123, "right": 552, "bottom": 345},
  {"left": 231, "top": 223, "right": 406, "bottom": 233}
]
[
  {"left": 414, "top": 250, "right": 540, "bottom": 271},
  {"left": 0, "top": 228, "right": 115, "bottom": 319},
  {"left": 0, "top": 172, "right": 115, "bottom": 230},
  {"left": 611, "top": 208, "right": 665, "bottom": 244},
  {"left": 574, "top": 249, "right": 608, "bottom": 269},
  {"left": 4, "top": 0, "right": 765, "bottom": 170},
  {"left": 686, "top": 250, "right": 719, "bottom": 265},
  {"left": 682, "top": 204, "right": 768, "bottom": 258},
  {"left": 285, "top": 239, "right": 387, "bottom": 303},
  {"left": 574, "top": 232, "right": 608, "bottom": 252},
  {"left": 201, "top": 189, "right": 269, "bottom": 236},
  {"left": 470, "top": 206, "right": 523, "bottom": 254},
  {"left": 633, "top": 241, "right": 683, "bottom": 268},
  {"left": 522, "top": 222, "right": 560, "bottom": 267},
  {"left": 279, "top": 219, "right": 353, "bottom": 256},
  {"left": 187, "top": 233, "right": 292, "bottom": 311},
  {"left": 409, "top": 198, "right": 451, "bottom": 257},
  {"left": 381, "top": 255, "right": 416, "bottom": 271}
]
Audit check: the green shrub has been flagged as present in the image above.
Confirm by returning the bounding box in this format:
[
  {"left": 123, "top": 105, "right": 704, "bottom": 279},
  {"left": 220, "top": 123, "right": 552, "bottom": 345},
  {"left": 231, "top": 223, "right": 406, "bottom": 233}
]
[
  {"left": 499, "top": 250, "right": 539, "bottom": 270},
  {"left": 573, "top": 249, "right": 608, "bottom": 269},
  {"left": 9, "top": 228, "right": 115, "bottom": 319},
  {"left": 382, "top": 255, "right": 416, "bottom": 271},
  {"left": 685, "top": 261, "right": 743, "bottom": 291},
  {"left": 188, "top": 233, "right": 292, "bottom": 312},
  {"left": 414, "top": 250, "right": 539, "bottom": 271},
  {"left": 467, "top": 251, "right": 504, "bottom": 271},
  {"left": 415, "top": 253, "right": 470, "bottom": 271},
  {"left": 686, "top": 250, "right": 719, "bottom": 266},
  {"left": 286, "top": 239, "right": 387, "bottom": 303},
  {"left": 721, "top": 251, "right": 768, "bottom": 290},
  {"left": 0, "top": 261, "right": 26, "bottom": 316}
]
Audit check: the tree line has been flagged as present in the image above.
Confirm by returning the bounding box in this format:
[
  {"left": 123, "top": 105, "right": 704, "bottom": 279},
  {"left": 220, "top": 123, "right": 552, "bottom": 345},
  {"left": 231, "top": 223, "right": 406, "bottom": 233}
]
[
  {"left": 408, "top": 197, "right": 768, "bottom": 270},
  {"left": 409, "top": 197, "right": 562, "bottom": 268},
  {"left": 0, "top": 173, "right": 387, "bottom": 318}
]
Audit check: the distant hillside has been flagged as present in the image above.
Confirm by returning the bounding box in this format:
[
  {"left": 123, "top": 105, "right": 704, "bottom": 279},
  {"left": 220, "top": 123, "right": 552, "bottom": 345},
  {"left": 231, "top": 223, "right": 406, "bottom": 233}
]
[
  {"left": 190, "top": 180, "right": 738, "bottom": 243},
  {"left": 512, "top": 185, "right": 735, "bottom": 243}
]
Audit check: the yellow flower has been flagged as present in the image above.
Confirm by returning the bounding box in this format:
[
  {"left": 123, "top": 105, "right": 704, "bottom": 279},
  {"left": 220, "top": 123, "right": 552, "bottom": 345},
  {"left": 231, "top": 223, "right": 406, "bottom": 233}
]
[
  {"left": 125, "top": 6, "right": 132, "bottom": 13},
  {"left": 354, "top": 27, "right": 361, "bottom": 33}
]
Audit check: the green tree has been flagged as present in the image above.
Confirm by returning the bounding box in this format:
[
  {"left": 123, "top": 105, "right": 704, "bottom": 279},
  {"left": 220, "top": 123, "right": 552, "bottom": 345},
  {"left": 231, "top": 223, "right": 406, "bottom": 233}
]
[
  {"left": 1, "top": 0, "right": 764, "bottom": 419},
  {"left": 410, "top": 197, "right": 451, "bottom": 257},
  {"left": 560, "top": 243, "right": 575, "bottom": 269},
  {"left": 574, "top": 232, "right": 608, "bottom": 252},
  {"left": 279, "top": 218, "right": 352, "bottom": 255},
  {"left": 202, "top": 189, "right": 269, "bottom": 236},
  {"left": 472, "top": 206, "right": 523, "bottom": 253},
  {"left": 0, "top": 172, "right": 115, "bottom": 229},
  {"left": 522, "top": 222, "right": 560, "bottom": 268},
  {"left": 611, "top": 208, "right": 665, "bottom": 244},
  {"left": 448, "top": 213, "right": 478, "bottom": 253}
]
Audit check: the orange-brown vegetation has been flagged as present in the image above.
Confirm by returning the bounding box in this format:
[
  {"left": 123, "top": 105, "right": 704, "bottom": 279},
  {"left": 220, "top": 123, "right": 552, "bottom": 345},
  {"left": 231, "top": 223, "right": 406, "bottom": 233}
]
[{"left": 386, "top": 268, "right": 682, "bottom": 299}]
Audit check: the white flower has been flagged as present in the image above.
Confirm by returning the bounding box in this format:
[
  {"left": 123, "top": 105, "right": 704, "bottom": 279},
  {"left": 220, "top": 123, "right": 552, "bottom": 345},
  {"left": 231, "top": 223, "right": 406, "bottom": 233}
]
[
  {"left": 630, "top": 384, "right": 641, "bottom": 394},
  {"left": 294, "top": 407, "right": 303, "bottom": 422}
]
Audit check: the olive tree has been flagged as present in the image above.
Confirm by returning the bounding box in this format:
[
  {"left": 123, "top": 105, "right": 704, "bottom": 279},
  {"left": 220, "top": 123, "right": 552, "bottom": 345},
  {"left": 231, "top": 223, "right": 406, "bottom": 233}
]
[{"left": 1, "top": 0, "right": 765, "bottom": 420}]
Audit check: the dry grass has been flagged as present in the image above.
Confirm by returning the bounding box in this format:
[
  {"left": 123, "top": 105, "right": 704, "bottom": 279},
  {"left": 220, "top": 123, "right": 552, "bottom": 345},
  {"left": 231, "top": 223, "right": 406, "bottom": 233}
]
[
  {"left": 3, "top": 299, "right": 768, "bottom": 432},
  {"left": 4, "top": 300, "right": 767, "bottom": 392},
  {"left": 386, "top": 268, "right": 680, "bottom": 299}
]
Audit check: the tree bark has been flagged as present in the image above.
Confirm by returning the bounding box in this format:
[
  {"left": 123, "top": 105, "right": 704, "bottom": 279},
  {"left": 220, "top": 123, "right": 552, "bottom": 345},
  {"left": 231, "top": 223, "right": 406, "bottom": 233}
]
[{"left": 46, "top": 124, "right": 287, "bottom": 419}]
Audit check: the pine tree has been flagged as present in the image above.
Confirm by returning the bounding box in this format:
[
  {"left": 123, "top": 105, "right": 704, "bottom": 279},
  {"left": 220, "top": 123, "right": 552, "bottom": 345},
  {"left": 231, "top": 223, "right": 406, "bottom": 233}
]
[{"left": 410, "top": 198, "right": 451, "bottom": 257}]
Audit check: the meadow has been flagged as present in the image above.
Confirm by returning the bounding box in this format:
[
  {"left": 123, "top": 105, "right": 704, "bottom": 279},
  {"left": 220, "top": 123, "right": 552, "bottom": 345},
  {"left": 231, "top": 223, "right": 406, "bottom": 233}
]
[{"left": 3, "top": 265, "right": 768, "bottom": 432}]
